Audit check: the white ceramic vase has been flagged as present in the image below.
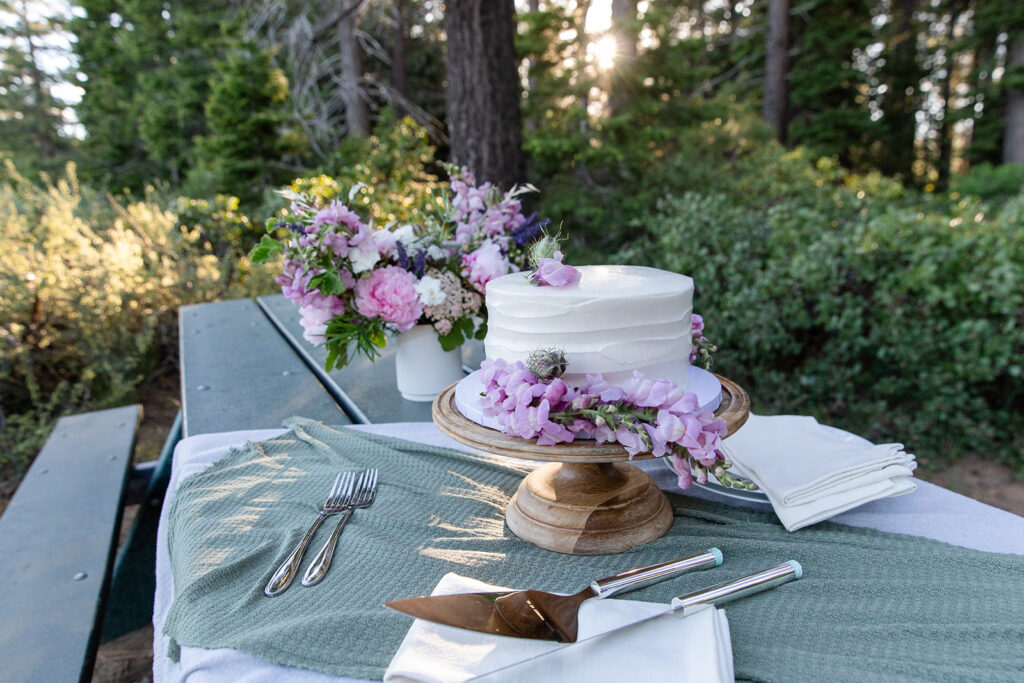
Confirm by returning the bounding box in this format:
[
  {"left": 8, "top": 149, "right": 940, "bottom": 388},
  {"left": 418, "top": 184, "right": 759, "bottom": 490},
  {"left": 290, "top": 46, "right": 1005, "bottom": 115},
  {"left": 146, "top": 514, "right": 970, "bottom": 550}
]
[{"left": 394, "top": 324, "right": 464, "bottom": 401}]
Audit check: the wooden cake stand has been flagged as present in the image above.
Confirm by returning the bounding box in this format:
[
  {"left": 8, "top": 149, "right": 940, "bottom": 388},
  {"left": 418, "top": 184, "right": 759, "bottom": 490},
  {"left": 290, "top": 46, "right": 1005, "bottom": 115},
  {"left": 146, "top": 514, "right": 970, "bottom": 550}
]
[{"left": 432, "top": 374, "right": 750, "bottom": 555}]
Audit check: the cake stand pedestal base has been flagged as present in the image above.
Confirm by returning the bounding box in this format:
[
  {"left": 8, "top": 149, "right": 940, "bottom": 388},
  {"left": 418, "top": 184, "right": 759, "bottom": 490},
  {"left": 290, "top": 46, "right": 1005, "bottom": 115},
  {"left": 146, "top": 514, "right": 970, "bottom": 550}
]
[{"left": 505, "top": 461, "right": 673, "bottom": 555}]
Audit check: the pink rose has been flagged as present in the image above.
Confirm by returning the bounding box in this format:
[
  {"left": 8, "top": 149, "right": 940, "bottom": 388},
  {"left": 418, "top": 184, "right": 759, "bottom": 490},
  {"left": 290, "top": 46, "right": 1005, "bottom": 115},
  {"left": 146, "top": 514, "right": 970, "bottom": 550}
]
[
  {"left": 461, "top": 241, "right": 511, "bottom": 293},
  {"left": 353, "top": 266, "right": 423, "bottom": 331}
]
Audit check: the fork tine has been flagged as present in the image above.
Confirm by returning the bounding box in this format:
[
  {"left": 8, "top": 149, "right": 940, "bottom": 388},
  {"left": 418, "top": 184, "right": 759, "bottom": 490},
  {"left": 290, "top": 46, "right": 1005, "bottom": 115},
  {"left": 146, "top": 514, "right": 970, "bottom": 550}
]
[
  {"left": 324, "top": 472, "right": 343, "bottom": 506},
  {"left": 344, "top": 470, "right": 364, "bottom": 507},
  {"left": 360, "top": 468, "right": 378, "bottom": 504},
  {"left": 333, "top": 471, "right": 355, "bottom": 508},
  {"left": 330, "top": 472, "right": 352, "bottom": 509}
]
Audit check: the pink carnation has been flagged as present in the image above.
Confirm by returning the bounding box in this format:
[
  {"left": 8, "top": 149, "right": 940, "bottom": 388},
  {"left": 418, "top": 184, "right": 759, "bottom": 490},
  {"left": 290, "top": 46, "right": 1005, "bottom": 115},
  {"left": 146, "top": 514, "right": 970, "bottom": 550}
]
[{"left": 353, "top": 266, "right": 423, "bottom": 332}]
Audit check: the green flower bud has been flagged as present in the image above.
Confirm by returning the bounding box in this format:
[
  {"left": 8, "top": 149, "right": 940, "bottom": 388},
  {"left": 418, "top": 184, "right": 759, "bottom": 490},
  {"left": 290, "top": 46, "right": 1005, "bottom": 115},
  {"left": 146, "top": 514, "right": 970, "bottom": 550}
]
[
  {"left": 526, "top": 347, "right": 568, "bottom": 381},
  {"left": 528, "top": 235, "right": 559, "bottom": 269}
]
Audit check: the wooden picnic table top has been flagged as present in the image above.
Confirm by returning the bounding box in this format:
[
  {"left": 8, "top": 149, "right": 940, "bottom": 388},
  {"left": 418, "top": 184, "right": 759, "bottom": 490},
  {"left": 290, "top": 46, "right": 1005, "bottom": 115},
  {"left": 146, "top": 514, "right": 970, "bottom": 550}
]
[{"left": 179, "top": 295, "right": 483, "bottom": 437}]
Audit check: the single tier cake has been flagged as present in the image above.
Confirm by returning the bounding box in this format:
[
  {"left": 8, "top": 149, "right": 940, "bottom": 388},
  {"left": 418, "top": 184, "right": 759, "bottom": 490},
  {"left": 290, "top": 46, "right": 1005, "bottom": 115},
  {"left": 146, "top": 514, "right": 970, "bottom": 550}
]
[{"left": 484, "top": 265, "right": 693, "bottom": 389}]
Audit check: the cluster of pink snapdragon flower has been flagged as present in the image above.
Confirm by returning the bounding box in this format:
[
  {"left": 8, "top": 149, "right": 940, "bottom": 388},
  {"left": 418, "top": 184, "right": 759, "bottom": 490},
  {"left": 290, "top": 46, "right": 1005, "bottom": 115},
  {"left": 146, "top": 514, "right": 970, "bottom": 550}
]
[{"left": 479, "top": 357, "right": 728, "bottom": 490}]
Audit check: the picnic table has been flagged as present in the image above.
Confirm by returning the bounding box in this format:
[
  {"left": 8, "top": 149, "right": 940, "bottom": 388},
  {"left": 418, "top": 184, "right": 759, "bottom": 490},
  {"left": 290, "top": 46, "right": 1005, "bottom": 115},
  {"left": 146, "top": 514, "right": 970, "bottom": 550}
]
[{"left": 154, "top": 295, "right": 1024, "bottom": 682}]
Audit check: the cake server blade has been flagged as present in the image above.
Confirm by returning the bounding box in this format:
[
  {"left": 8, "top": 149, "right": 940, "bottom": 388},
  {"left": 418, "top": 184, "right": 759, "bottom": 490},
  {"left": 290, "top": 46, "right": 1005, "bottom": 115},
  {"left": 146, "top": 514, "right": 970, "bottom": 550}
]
[
  {"left": 385, "top": 548, "right": 722, "bottom": 642},
  {"left": 466, "top": 560, "right": 803, "bottom": 681}
]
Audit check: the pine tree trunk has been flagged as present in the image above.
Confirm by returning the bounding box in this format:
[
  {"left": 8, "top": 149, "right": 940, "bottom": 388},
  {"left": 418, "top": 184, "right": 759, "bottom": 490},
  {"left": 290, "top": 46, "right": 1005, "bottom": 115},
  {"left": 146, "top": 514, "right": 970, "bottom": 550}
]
[
  {"left": 392, "top": 0, "right": 408, "bottom": 117},
  {"left": 340, "top": 0, "right": 370, "bottom": 137},
  {"left": 1004, "top": 38, "right": 1024, "bottom": 164},
  {"left": 443, "top": 0, "right": 524, "bottom": 188},
  {"left": 880, "top": 0, "right": 919, "bottom": 180},
  {"left": 764, "top": 0, "right": 790, "bottom": 143},
  {"left": 937, "top": 14, "right": 956, "bottom": 187}
]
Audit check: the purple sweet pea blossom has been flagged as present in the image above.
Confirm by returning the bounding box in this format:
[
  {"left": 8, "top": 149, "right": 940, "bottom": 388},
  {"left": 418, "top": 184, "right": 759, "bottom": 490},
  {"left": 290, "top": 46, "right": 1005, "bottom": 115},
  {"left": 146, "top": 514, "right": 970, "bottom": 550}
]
[
  {"left": 532, "top": 251, "right": 582, "bottom": 287},
  {"left": 478, "top": 358, "right": 729, "bottom": 489}
]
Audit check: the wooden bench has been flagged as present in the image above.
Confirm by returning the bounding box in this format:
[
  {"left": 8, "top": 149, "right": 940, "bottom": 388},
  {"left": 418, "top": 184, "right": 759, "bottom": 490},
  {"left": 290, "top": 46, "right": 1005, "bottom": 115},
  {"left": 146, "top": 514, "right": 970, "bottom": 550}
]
[{"left": 0, "top": 405, "right": 142, "bottom": 682}]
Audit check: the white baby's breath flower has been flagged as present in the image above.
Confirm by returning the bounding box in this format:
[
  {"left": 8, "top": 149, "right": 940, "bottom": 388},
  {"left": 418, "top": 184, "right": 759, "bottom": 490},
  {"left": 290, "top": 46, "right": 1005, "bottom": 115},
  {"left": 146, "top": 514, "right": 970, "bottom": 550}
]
[
  {"left": 414, "top": 275, "right": 447, "bottom": 306},
  {"left": 349, "top": 240, "right": 381, "bottom": 274}
]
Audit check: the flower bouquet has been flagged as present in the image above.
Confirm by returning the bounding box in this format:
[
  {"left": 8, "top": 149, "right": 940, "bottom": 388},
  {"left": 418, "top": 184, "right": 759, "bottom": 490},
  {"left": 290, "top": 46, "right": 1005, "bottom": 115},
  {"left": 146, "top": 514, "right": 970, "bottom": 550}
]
[{"left": 251, "top": 166, "right": 548, "bottom": 376}]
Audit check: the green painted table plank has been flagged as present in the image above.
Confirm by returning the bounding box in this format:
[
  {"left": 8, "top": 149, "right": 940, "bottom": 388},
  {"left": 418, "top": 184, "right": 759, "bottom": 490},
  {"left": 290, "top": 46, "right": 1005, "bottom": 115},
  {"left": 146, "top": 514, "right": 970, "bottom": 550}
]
[{"left": 179, "top": 299, "right": 349, "bottom": 436}]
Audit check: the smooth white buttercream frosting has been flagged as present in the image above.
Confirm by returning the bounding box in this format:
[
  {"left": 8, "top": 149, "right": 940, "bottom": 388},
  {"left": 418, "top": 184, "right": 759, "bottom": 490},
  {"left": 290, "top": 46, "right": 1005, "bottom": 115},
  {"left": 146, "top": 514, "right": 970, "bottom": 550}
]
[{"left": 483, "top": 265, "right": 694, "bottom": 389}]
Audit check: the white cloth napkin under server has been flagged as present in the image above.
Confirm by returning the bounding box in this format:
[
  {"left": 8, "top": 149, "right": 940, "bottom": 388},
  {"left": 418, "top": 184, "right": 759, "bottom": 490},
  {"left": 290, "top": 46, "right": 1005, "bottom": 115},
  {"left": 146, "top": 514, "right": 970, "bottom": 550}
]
[{"left": 385, "top": 573, "right": 733, "bottom": 683}]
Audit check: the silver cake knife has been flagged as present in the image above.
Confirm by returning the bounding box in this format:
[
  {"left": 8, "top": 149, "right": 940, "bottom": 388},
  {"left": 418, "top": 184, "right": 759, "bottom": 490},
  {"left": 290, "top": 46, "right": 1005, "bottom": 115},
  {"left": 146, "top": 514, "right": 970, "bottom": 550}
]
[{"left": 467, "top": 560, "right": 803, "bottom": 681}]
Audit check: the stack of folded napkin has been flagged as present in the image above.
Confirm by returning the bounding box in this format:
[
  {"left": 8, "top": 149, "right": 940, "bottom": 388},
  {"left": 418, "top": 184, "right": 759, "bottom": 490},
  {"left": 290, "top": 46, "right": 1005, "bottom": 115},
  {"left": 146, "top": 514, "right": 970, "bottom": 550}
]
[
  {"left": 721, "top": 414, "right": 917, "bottom": 531},
  {"left": 385, "top": 573, "right": 733, "bottom": 683}
]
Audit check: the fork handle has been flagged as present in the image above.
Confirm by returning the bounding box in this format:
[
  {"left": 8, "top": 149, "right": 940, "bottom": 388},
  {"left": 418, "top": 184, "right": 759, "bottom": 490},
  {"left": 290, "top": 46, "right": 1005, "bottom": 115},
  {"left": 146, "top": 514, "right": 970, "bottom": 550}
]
[
  {"left": 302, "top": 507, "right": 355, "bottom": 587},
  {"left": 264, "top": 512, "right": 329, "bottom": 597}
]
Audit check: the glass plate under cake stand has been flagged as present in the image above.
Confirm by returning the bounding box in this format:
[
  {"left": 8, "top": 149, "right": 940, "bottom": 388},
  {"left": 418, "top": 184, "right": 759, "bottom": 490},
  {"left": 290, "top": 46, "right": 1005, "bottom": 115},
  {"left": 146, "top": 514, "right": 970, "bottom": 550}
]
[{"left": 431, "top": 373, "right": 751, "bottom": 555}]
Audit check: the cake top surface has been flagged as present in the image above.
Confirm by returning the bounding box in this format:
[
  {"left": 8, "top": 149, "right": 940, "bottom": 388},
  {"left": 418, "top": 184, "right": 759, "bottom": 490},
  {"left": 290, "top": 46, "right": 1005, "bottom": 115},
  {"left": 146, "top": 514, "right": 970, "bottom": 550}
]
[{"left": 486, "top": 265, "right": 692, "bottom": 299}]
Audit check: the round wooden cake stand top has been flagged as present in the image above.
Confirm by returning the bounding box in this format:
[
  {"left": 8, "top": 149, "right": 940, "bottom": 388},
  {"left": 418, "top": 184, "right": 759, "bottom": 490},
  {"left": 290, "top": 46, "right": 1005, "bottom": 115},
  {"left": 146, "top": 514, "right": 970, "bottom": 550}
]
[{"left": 432, "top": 374, "right": 750, "bottom": 555}]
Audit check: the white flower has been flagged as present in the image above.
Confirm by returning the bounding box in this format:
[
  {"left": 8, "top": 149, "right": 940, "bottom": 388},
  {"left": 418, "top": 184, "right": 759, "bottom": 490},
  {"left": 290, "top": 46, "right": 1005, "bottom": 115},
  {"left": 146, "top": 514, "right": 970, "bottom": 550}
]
[
  {"left": 349, "top": 239, "right": 381, "bottom": 274},
  {"left": 414, "top": 275, "right": 447, "bottom": 306},
  {"left": 393, "top": 224, "right": 418, "bottom": 248},
  {"left": 426, "top": 245, "right": 449, "bottom": 261}
]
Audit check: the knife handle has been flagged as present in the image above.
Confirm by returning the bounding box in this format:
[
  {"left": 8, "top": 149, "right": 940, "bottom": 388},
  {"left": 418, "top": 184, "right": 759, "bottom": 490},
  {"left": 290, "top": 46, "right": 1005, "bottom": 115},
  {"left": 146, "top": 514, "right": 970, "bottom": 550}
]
[
  {"left": 590, "top": 548, "right": 723, "bottom": 598},
  {"left": 670, "top": 560, "right": 802, "bottom": 616}
]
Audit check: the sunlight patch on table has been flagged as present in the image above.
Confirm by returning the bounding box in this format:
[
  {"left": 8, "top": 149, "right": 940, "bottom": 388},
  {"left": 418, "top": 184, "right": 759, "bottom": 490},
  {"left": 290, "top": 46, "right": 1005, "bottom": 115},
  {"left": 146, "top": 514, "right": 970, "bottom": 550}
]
[
  {"left": 440, "top": 471, "right": 512, "bottom": 513},
  {"left": 428, "top": 514, "right": 506, "bottom": 541},
  {"left": 417, "top": 547, "right": 506, "bottom": 568}
]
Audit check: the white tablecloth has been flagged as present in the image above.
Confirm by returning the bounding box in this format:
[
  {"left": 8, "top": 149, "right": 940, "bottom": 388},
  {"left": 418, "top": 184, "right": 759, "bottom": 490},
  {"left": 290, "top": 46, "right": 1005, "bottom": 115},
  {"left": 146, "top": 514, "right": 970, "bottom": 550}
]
[{"left": 154, "top": 423, "right": 1024, "bottom": 682}]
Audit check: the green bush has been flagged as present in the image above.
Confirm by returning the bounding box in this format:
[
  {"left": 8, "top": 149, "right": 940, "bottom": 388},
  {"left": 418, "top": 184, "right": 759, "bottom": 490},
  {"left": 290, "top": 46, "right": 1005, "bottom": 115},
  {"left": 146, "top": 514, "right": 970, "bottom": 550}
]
[
  {"left": 0, "top": 161, "right": 277, "bottom": 478},
  {"left": 619, "top": 144, "right": 1024, "bottom": 474}
]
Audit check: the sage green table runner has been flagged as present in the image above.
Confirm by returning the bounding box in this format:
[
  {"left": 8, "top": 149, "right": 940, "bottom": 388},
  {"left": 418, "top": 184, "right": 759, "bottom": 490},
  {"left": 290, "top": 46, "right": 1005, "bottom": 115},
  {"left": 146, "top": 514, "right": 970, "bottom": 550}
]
[{"left": 163, "top": 418, "right": 1024, "bottom": 682}]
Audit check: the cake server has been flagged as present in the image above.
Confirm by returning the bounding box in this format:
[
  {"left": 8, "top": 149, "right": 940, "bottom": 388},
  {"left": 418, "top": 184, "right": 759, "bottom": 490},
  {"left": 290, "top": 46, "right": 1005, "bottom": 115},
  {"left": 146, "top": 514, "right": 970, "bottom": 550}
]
[
  {"left": 467, "top": 560, "right": 803, "bottom": 681},
  {"left": 385, "top": 548, "right": 722, "bottom": 643}
]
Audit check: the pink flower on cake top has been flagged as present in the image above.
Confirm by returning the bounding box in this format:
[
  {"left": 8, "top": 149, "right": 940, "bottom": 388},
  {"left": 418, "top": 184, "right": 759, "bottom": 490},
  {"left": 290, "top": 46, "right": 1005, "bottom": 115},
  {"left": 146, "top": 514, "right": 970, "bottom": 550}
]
[{"left": 526, "top": 234, "right": 581, "bottom": 287}]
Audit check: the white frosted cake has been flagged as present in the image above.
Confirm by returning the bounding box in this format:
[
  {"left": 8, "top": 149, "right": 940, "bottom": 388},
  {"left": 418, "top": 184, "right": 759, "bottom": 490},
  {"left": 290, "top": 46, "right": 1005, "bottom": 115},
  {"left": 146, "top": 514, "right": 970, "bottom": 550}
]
[{"left": 483, "top": 265, "right": 694, "bottom": 389}]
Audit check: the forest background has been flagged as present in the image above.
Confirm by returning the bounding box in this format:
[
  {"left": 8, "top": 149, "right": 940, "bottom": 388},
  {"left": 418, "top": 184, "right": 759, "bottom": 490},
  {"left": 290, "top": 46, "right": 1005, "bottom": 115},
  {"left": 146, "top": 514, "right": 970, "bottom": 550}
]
[{"left": 2, "top": 0, "right": 1023, "bottom": 510}]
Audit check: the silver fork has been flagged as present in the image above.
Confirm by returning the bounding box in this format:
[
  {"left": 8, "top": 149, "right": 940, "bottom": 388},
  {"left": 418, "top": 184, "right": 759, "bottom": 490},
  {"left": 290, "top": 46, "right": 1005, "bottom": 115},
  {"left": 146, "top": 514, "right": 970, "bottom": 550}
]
[
  {"left": 264, "top": 471, "right": 355, "bottom": 597},
  {"left": 302, "top": 467, "right": 378, "bottom": 587}
]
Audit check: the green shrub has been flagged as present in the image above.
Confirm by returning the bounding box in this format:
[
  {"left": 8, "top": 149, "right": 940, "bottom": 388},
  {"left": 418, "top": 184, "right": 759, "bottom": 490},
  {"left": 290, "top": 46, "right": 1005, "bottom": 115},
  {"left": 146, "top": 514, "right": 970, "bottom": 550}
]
[
  {"left": 950, "top": 163, "right": 1024, "bottom": 204},
  {"left": 0, "top": 161, "right": 277, "bottom": 478},
  {"left": 621, "top": 154, "right": 1024, "bottom": 474}
]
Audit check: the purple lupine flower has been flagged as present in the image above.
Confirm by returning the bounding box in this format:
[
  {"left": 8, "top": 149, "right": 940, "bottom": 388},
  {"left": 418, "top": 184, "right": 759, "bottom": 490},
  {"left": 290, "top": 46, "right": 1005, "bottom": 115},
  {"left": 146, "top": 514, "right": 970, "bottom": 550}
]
[{"left": 511, "top": 212, "right": 550, "bottom": 247}]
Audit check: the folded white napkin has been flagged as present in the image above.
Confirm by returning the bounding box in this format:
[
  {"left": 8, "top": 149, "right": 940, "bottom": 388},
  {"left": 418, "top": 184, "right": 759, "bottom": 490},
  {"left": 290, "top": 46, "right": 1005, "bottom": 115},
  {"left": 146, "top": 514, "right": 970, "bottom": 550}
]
[
  {"left": 384, "top": 573, "right": 733, "bottom": 683},
  {"left": 722, "top": 413, "right": 917, "bottom": 531}
]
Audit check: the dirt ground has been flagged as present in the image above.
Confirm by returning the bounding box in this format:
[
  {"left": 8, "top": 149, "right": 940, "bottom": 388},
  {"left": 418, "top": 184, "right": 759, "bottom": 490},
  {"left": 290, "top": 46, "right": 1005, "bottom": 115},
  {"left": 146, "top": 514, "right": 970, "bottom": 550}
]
[{"left": 0, "top": 375, "right": 1019, "bottom": 682}]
